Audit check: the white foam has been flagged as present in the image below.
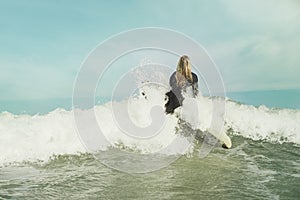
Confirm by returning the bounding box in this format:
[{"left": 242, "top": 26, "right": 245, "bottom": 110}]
[
  {"left": 93, "top": 84, "right": 188, "bottom": 154},
  {"left": 0, "top": 109, "right": 85, "bottom": 164},
  {"left": 0, "top": 85, "right": 299, "bottom": 165},
  {"left": 224, "top": 100, "right": 300, "bottom": 144},
  {"left": 0, "top": 85, "right": 190, "bottom": 165}
]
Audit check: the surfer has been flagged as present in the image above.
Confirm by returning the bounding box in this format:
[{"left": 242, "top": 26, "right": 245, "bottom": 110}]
[
  {"left": 163, "top": 55, "right": 232, "bottom": 149},
  {"left": 164, "top": 55, "right": 232, "bottom": 149},
  {"left": 165, "top": 55, "right": 199, "bottom": 114}
]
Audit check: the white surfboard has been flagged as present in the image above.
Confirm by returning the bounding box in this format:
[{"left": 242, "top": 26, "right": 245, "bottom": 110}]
[{"left": 207, "top": 127, "right": 232, "bottom": 149}]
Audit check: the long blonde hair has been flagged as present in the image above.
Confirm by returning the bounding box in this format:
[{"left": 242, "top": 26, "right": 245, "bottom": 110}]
[{"left": 176, "top": 55, "right": 193, "bottom": 86}]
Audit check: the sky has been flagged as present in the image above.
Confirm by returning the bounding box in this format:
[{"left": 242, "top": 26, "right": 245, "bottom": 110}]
[{"left": 0, "top": 0, "right": 300, "bottom": 100}]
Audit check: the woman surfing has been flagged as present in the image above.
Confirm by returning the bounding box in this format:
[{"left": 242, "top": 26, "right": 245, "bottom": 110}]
[
  {"left": 165, "top": 55, "right": 199, "bottom": 114},
  {"left": 165, "top": 55, "right": 232, "bottom": 148}
]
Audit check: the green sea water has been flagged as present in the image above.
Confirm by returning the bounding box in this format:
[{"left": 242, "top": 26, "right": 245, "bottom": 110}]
[{"left": 0, "top": 136, "right": 299, "bottom": 199}]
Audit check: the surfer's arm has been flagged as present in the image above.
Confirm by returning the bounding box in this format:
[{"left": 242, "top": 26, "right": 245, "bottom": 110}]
[
  {"left": 192, "top": 83, "right": 198, "bottom": 96},
  {"left": 169, "top": 72, "right": 177, "bottom": 89},
  {"left": 192, "top": 73, "right": 199, "bottom": 96}
]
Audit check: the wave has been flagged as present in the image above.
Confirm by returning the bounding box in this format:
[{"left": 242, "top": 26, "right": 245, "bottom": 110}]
[
  {"left": 224, "top": 100, "right": 300, "bottom": 144},
  {"left": 0, "top": 85, "right": 299, "bottom": 165}
]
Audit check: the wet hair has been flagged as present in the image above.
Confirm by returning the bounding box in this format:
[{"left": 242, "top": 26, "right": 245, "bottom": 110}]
[{"left": 175, "top": 55, "right": 193, "bottom": 86}]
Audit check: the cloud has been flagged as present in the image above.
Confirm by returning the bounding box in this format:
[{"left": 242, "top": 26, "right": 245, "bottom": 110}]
[
  {"left": 222, "top": 0, "right": 300, "bottom": 30},
  {"left": 208, "top": 33, "right": 300, "bottom": 91},
  {"left": 204, "top": 0, "right": 300, "bottom": 92}
]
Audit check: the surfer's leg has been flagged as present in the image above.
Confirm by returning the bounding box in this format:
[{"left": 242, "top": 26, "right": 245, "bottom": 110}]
[{"left": 165, "top": 91, "right": 181, "bottom": 114}]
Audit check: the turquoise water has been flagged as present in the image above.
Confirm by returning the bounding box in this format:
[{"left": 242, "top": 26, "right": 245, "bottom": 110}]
[
  {"left": 1, "top": 90, "right": 300, "bottom": 115},
  {"left": 227, "top": 89, "right": 300, "bottom": 110},
  {"left": 0, "top": 97, "right": 110, "bottom": 115}
]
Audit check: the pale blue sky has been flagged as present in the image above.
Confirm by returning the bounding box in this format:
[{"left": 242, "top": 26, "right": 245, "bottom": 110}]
[{"left": 0, "top": 0, "right": 300, "bottom": 100}]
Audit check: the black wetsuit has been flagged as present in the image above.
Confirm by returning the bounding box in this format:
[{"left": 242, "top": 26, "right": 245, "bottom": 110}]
[{"left": 165, "top": 72, "right": 198, "bottom": 114}]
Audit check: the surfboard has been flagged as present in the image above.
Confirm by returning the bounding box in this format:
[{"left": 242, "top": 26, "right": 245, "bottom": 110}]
[{"left": 207, "top": 127, "right": 232, "bottom": 149}]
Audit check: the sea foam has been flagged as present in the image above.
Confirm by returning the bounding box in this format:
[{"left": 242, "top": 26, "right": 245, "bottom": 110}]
[{"left": 0, "top": 85, "right": 299, "bottom": 165}]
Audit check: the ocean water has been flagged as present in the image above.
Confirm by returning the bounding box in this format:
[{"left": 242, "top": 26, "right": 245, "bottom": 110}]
[
  {"left": 227, "top": 89, "right": 300, "bottom": 110},
  {"left": 0, "top": 87, "right": 299, "bottom": 199}
]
